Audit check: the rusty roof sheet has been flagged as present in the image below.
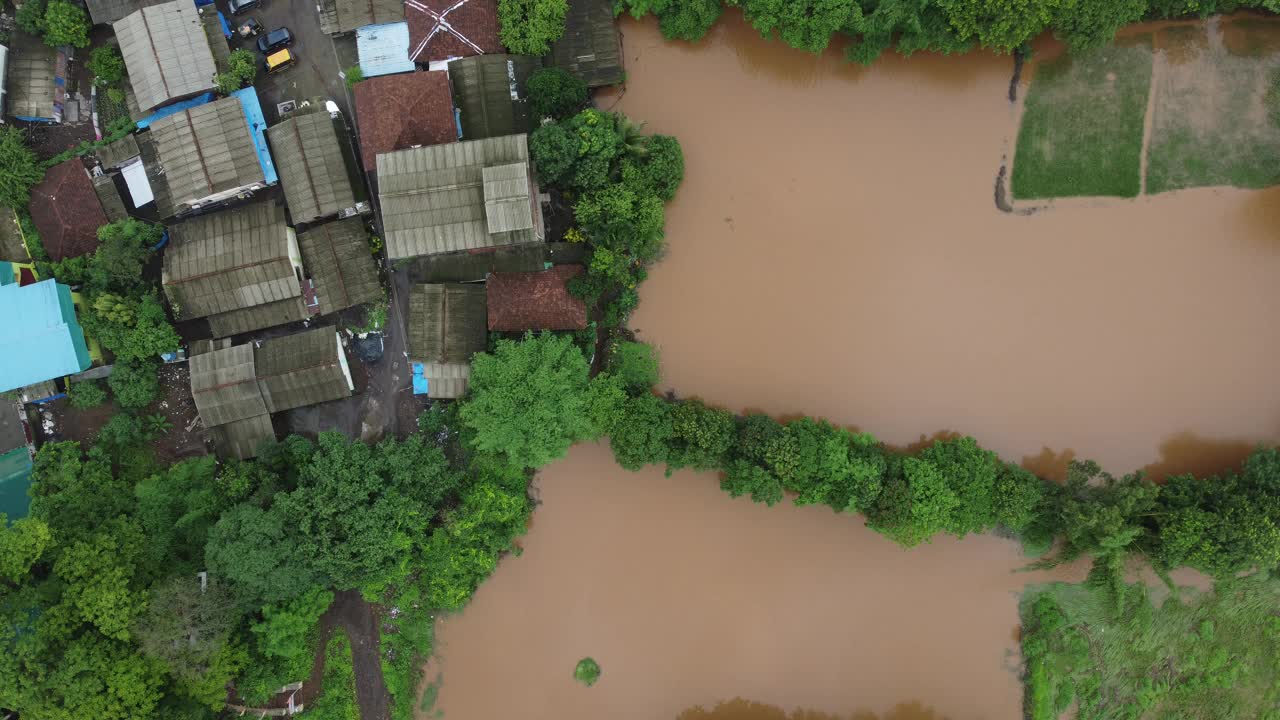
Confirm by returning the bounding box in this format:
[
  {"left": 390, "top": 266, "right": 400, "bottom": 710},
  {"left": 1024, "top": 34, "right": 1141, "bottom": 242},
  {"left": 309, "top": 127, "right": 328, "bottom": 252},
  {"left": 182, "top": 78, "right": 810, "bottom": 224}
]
[
  {"left": 407, "top": 283, "right": 487, "bottom": 364},
  {"left": 486, "top": 265, "right": 587, "bottom": 331},
  {"left": 254, "top": 327, "right": 351, "bottom": 412},
  {"left": 297, "top": 218, "right": 383, "bottom": 316}
]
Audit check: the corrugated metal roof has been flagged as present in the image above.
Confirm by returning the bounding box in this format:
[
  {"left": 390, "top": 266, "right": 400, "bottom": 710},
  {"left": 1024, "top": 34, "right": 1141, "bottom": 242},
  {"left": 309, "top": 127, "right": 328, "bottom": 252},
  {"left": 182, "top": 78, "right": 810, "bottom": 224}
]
[
  {"left": 206, "top": 297, "right": 309, "bottom": 338},
  {"left": 549, "top": 0, "right": 623, "bottom": 87},
  {"left": 357, "top": 22, "right": 414, "bottom": 78},
  {"left": 420, "top": 361, "right": 469, "bottom": 398},
  {"left": 93, "top": 174, "right": 128, "bottom": 222},
  {"left": 116, "top": 0, "right": 217, "bottom": 112},
  {"left": 147, "top": 96, "right": 264, "bottom": 216},
  {"left": 405, "top": 245, "right": 546, "bottom": 283},
  {"left": 297, "top": 218, "right": 382, "bottom": 316},
  {"left": 449, "top": 54, "right": 539, "bottom": 139},
  {"left": 5, "top": 31, "right": 56, "bottom": 121},
  {"left": 189, "top": 342, "right": 267, "bottom": 426},
  {"left": 86, "top": 0, "right": 166, "bottom": 26},
  {"left": 376, "top": 134, "right": 542, "bottom": 259},
  {"left": 482, "top": 163, "right": 534, "bottom": 233},
  {"left": 210, "top": 413, "right": 276, "bottom": 459},
  {"left": 96, "top": 134, "right": 141, "bottom": 170},
  {"left": 162, "top": 202, "right": 299, "bottom": 322},
  {"left": 0, "top": 280, "right": 92, "bottom": 393},
  {"left": 407, "top": 284, "right": 486, "bottom": 365},
  {"left": 267, "top": 111, "right": 357, "bottom": 224},
  {"left": 255, "top": 327, "right": 351, "bottom": 412},
  {"left": 332, "top": 0, "right": 403, "bottom": 35}
]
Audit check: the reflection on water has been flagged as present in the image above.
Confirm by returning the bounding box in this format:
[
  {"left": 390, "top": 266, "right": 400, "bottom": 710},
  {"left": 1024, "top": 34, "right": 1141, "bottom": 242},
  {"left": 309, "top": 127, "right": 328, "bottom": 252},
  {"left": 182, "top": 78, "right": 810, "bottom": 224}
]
[{"left": 678, "top": 697, "right": 948, "bottom": 720}]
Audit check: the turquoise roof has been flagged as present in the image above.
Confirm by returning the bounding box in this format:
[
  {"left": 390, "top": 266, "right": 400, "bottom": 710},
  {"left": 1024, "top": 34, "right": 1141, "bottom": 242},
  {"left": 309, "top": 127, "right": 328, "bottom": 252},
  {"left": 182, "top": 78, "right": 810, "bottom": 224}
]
[
  {"left": 0, "top": 448, "right": 33, "bottom": 521},
  {"left": 0, "top": 280, "right": 92, "bottom": 392}
]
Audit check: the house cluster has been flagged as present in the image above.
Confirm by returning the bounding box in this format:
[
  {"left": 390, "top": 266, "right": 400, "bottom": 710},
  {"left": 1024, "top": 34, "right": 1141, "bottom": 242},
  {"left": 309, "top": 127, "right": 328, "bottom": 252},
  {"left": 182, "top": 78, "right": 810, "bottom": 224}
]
[{"left": 2, "top": 0, "right": 625, "bottom": 466}]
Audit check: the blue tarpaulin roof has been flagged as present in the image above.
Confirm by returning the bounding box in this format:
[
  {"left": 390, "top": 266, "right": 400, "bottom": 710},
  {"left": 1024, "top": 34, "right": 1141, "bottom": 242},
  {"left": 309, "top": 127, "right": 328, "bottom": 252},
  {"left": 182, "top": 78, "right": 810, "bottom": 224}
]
[
  {"left": 232, "top": 87, "right": 278, "bottom": 185},
  {"left": 357, "top": 22, "right": 414, "bottom": 78},
  {"left": 134, "top": 92, "right": 215, "bottom": 129},
  {"left": 412, "top": 362, "right": 429, "bottom": 395},
  {"left": 0, "top": 280, "right": 91, "bottom": 393}
]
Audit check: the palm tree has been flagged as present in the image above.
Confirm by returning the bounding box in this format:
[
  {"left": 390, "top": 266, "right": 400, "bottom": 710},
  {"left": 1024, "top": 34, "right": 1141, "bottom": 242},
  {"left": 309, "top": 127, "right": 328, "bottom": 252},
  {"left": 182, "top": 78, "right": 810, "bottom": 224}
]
[{"left": 614, "top": 114, "right": 649, "bottom": 159}]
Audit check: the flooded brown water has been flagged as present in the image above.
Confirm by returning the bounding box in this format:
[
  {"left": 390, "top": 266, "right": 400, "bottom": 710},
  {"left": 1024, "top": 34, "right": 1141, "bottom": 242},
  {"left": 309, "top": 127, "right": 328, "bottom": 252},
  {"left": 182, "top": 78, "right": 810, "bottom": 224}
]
[{"left": 424, "top": 13, "right": 1277, "bottom": 720}]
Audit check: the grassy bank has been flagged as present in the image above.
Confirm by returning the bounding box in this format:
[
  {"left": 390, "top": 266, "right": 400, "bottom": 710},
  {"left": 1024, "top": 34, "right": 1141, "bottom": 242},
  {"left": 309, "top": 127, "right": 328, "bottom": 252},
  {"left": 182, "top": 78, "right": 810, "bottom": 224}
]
[{"left": 1021, "top": 573, "right": 1280, "bottom": 720}]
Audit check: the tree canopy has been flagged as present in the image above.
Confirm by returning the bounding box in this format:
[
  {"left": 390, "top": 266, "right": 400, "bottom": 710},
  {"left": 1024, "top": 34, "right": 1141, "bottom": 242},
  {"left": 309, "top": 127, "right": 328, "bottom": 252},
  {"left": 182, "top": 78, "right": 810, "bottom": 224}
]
[{"left": 498, "top": 0, "right": 568, "bottom": 54}]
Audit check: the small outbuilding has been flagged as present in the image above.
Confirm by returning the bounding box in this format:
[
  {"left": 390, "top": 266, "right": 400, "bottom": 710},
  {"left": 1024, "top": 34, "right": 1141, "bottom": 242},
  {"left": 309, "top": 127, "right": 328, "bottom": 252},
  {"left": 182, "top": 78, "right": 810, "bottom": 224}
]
[
  {"left": 161, "top": 202, "right": 308, "bottom": 337},
  {"left": 407, "top": 284, "right": 487, "bottom": 398},
  {"left": 296, "top": 218, "right": 383, "bottom": 316},
  {"left": 549, "top": 0, "right": 623, "bottom": 87},
  {"left": 449, "top": 53, "right": 540, "bottom": 139},
  {"left": 406, "top": 0, "right": 500, "bottom": 65},
  {"left": 116, "top": 0, "right": 217, "bottom": 113},
  {"left": 0, "top": 280, "right": 92, "bottom": 393},
  {"left": 29, "top": 159, "right": 110, "bottom": 262},
  {"left": 317, "top": 0, "right": 404, "bottom": 36},
  {"left": 486, "top": 265, "right": 588, "bottom": 331},
  {"left": 353, "top": 70, "right": 455, "bottom": 169},
  {"left": 5, "top": 31, "right": 61, "bottom": 122},
  {"left": 356, "top": 22, "right": 415, "bottom": 78},
  {"left": 268, "top": 109, "right": 359, "bottom": 224},
  {"left": 376, "top": 134, "right": 543, "bottom": 259}
]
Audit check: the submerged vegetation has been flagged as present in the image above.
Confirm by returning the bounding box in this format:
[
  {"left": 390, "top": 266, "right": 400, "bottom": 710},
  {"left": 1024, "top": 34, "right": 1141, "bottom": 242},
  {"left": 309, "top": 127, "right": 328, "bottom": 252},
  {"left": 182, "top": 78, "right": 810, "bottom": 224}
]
[{"left": 574, "top": 657, "right": 602, "bottom": 686}]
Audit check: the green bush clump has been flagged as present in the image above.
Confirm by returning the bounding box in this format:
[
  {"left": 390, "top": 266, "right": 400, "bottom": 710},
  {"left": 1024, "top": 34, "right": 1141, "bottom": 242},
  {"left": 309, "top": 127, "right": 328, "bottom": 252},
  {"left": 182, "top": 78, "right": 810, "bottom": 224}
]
[
  {"left": 497, "top": 0, "right": 567, "bottom": 55},
  {"left": 574, "top": 657, "right": 601, "bottom": 686},
  {"left": 67, "top": 381, "right": 108, "bottom": 409},
  {"left": 88, "top": 47, "right": 126, "bottom": 87},
  {"left": 526, "top": 67, "right": 587, "bottom": 120}
]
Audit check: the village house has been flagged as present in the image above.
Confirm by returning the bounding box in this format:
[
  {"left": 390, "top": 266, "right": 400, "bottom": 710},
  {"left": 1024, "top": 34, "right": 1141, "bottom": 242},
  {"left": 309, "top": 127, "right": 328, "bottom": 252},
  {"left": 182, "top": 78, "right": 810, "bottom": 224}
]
[
  {"left": 550, "top": 0, "right": 624, "bottom": 87},
  {"left": 295, "top": 218, "right": 383, "bottom": 316},
  {"left": 0, "top": 280, "right": 92, "bottom": 394},
  {"left": 3, "top": 31, "right": 63, "bottom": 123},
  {"left": 356, "top": 22, "right": 415, "bottom": 78},
  {"left": 486, "top": 265, "right": 588, "bottom": 332},
  {"left": 268, "top": 108, "right": 361, "bottom": 225},
  {"left": 406, "top": 0, "right": 500, "bottom": 66},
  {"left": 115, "top": 0, "right": 217, "bottom": 114},
  {"left": 28, "top": 159, "right": 111, "bottom": 262},
  {"left": 189, "top": 327, "right": 355, "bottom": 459},
  {"left": 376, "top": 134, "right": 544, "bottom": 260},
  {"left": 449, "top": 54, "right": 540, "bottom": 140},
  {"left": 407, "top": 284, "right": 487, "bottom": 398},
  {"left": 353, "top": 70, "right": 455, "bottom": 170},
  {"left": 317, "top": 0, "right": 403, "bottom": 35},
  {"left": 161, "top": 202, "right": 309, "bottom": 338},
  {"left": 136, "top": 94, "right": 270, "bottom": 218}
]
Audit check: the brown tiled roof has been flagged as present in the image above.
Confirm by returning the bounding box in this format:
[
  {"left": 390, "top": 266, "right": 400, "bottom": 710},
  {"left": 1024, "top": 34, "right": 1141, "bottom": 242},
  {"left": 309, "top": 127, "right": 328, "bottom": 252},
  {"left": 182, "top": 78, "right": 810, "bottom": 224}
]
[
  {"left": 486, "top": 265, "right": 587, "bottom": 331},
  {"left": 29, "top": 159, "right": 109, "bottom": 262},
  {"left": 354, "top": 71, "right": 456, "bottom": 169},
  {"left": 405, "top": 0, "right": 500, "bottom": 64}
]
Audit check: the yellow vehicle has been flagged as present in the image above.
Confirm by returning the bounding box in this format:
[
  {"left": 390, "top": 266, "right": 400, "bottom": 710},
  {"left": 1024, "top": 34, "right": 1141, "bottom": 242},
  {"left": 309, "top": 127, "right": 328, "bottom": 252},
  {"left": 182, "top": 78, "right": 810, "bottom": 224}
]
[{"left": 266, "top": 49, "right": 295, "bottom": 74}]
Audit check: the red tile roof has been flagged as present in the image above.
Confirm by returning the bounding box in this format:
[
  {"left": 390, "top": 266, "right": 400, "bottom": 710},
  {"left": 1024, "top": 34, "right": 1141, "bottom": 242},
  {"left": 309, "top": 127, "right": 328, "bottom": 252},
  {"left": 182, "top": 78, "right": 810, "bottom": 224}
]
[
  {"left": 405, "top": 0, "right": 501, "bottom": 64},
  {"left": 487, "top": 265, "right": 588, "bottom": 332},
  {"left": 29, "top": 159, "right": 109, "bottom": 262},
  {"left": 354, "top": 70, "right": 457, "bottom": 170}
]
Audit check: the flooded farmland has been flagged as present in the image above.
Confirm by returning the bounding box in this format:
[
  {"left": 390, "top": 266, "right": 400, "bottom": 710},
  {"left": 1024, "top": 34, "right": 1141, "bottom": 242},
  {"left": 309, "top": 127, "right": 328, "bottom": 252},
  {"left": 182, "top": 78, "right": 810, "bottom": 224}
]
[{"left": 423, "top": 12, "right": 1280, "bottom": 720}]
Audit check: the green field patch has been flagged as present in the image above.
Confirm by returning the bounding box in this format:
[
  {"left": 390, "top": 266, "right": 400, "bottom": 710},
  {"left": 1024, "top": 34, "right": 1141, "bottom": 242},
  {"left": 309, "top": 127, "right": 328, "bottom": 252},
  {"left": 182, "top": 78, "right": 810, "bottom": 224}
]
[
  {"left": 1012, "top": 37, "right": 1154, "bottom": 200},
  {"left": 1146, "top": 19, "right": 1280, "bottom": 193},
  {"left": 1021, "top": 574, "right": 1280, "bottom": 720}
]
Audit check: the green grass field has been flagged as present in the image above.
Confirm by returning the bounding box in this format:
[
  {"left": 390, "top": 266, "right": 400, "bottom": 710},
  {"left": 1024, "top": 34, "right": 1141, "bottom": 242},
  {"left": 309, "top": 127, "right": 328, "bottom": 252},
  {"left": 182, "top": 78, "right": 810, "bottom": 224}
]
[
  {"left": 1145, "top": 21, "right": 1280, "bottom": 193},
  {"left": 1012, "top": 37, "right": 1154, "bottom": 200},
  {"left": 1021, "top": 573, "right": 1280, "bottom": 720}
]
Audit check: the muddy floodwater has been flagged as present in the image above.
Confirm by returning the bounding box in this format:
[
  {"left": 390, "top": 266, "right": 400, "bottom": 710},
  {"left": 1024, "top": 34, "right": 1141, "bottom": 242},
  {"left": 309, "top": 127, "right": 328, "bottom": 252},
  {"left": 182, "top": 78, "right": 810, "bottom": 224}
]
[{"left": 424, "top": 12, "right": 1279, "bottom": 720}]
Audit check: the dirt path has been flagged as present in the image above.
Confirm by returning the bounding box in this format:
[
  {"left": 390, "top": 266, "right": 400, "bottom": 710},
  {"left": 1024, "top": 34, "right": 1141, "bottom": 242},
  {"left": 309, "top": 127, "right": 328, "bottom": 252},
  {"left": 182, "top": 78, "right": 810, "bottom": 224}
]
[{"left": 330, "top": 590, "right": 392, "bottom": 720}]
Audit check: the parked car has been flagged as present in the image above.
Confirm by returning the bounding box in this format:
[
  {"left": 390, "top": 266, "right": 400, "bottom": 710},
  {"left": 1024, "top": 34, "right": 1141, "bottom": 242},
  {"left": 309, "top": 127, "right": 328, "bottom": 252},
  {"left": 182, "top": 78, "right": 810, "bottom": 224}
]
[
  {"left": 265, "top": 48, "right": 296, "bottom": 74},
  {"left": 257, "top": 27, "right": 293, "bottom": 54},
  {"left": 228, "top": 0, "right": 260, "bottom": 15},
  {"left": 236, "top": 17, "right": 262, "bottom": 38}
]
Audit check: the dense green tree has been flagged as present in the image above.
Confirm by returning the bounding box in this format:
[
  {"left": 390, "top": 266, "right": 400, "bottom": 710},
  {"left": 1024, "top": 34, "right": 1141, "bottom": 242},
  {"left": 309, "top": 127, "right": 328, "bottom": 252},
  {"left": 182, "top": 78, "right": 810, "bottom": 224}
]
[
  {"left": 844, "top": 0, "right": 971, "bottom": 64},
  {"left": 87, "top": 219, "right": 164, "bottom": 292},
  {"left": 89, "top": 46, "right": 126, "bottom": 87},
  {"left": 607, "top": 341, "right": 660, "bottom": 391},
  {"left": 0, "top": 515, "right": 52, "bottom": 582},
  {"left": 29, "top": 442, "right": 133, "bottom": 540},
  {"left": 82, "top": 293, "right": 180, "bottom": 363},
  {"left": 609, "top": 393, "right": 674, "bottom": 470},
  {"left": 869, "top": 455, "right": 961, "bottom": 547},
  {"left": 53, "top": 518, "right": 147, "bottom": 641},
  {"left": 134, "top": 457, "right": 223, "bottom": 577},
  {"left": 720, "top": 458, "right": 784, "bottom": 506},
  {"left": 992, "top": 461, "right": 1047, "bottom": 533},
  {"left": 42, "top": 0, "right": 91, "bottom": 47},
  {"left": 620, "top": 135, "right": 685, "bottom": 202},
  {"left": 574, "top": 182, "right": 666, "bottom": 260},
  {"left": 935, "top": 0, "right": 1059, "bottom": 53},
  {"left": 251, "top": 587, "right": 333, "bottom": 661},
  {"left": 1035, "top": 460, "right": 1159, "bottom": 567},
  {"left": 530, "top": 109, "right": 623, "bottom": 192},
  {"left": 108, "top": 358, "right": 162, "bottom": 408},
  {"left": 529, "top": 121, "right": 578, "bottom": 188},
  {"left": 420, "top": 482, "right": 531, "bottom": 610},
  {"left": 527, "top": 67, "right": 588, "bottom": 119},
  {"left": 666, "top": 399, "right": 736, "bottom": 472},
  {"left": 498, "top": 0, "right": 568, "bottom": 54},
  {"left": 68, "top": 379, "right": 109, "bottom": 409},
  {"left": 16, "top": 0, "right": 47, "bottom": 35},
  {"left": 0, "top": 632, "right": 167, "bottom": 720},
  {"left": 460, "top": 332, "right": 601, "bottom": 468},
  {"left": 278, "top": 432, "right": 462, "bottom": 595},
  {"left": 216, "top": 49, "right": 258, "bottom": 94},
  {"left": 917, "top": 436, "right": 1000, "bottom": 538},
  {"left": 737, "top": 0, "right": 859, "bottom": 53},
  {"left": 135, "top": 576, "right": 240, "bottom": 706},
  {"left": 735, "top": 413, "right": 786, "bottom": 465},
  {"left": 0, "top": 126, "right": 44, "bottom": 208},
  {"left": 205, "top": 504, "right": 320, "bottom": 608},
  {"left": 615, "top": 0, "right": 723, "bottom": 41},
  {"left": 1050, "top": 0, "right": 1146, "bottom": 49}
]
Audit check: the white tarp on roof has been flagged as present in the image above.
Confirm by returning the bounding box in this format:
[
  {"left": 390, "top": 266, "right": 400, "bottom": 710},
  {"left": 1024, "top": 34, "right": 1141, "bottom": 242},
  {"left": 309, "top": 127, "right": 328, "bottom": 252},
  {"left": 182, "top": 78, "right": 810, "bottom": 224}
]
[{"left": 121, "top": 158, "right": 154, "bottom": 207}]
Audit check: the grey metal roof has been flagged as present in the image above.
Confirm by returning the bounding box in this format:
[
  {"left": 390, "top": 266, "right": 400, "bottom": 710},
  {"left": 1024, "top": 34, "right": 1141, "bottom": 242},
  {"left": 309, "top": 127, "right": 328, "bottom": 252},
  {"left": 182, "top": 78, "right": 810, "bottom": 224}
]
[
  {"left": 449, "top": 54, "right": 539, "bottom": 140},
  {"left": 96, "top": 134, "right": 141, "bottom": 170},
  {"left": 210, "top": 414, "right": 276, "bottom": 460},
  {"left": 420, "top": 361, "right": 469, "bottom": 399},
  {"left": 548, "top": 0, "right": 623, "bottom": 88},
  {"left": 376, "top": 135, "right": 543, "bottom": 259},
  {"left": 93, "top": 174, "right": 128, "bottom": 222},
  {"left": 146, "top": 97, "right": 263, "bottom": 216},
  {"left": 162, "top": 202, "right": 299, "bottom": 322},
  {"left": 267, "top": 111, "right": 357, "bottom": 225},
  {"left": 405, "top": 245, "right": 546, "bottom": 283},
  {"left": 206, "top": 297, "right": 309, "bottom": 338},
  {"left": 116, "top": 0, "right": 217, "bottom": 112},
  {"left": 255, "top": 327, "right": 351, "bottom": 412},
  {"left": 189, "top": 343, "right": 268, "bottom": 427},
  {"left": 482, "top": 163, "right": 534, "bottom": 233},
  {"left": 297, "top": 218, "right": 382, "bottom": 316},
  {"left": 407, "top": 284, "right": 487, "bottom": 365},
  {"left": 318, "top": 0, "right": 403, "bottom": 35},
  {"left": 5, "top": 31, "right": 56, "bottom": 120},
  {"left": 86, "top": 0, "right": 165, "bottom": 26}
]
